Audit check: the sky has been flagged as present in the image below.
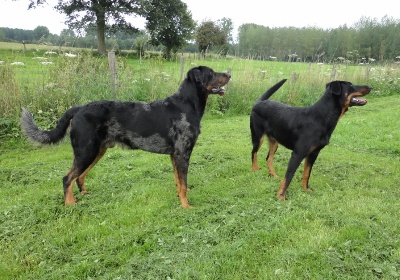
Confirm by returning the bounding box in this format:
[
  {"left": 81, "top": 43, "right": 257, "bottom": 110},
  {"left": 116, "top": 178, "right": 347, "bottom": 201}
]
[{"left": 0, "top": 0, "right": 398, "bottom": 37}]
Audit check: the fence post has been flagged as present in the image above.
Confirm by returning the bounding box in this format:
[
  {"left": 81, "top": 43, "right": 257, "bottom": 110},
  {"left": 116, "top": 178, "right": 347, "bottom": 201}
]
[
  {"left": 108, "top": 51, "right": 117, "bottom": 99},
  {"left": 330, "top": 64, "right": 337, "bottom": 81},
  {"left": 180, "top": 56, "right": 185, "bottom": 81},
  {"left": 290, "top": 72, "right": 299, "bottom": 83}
]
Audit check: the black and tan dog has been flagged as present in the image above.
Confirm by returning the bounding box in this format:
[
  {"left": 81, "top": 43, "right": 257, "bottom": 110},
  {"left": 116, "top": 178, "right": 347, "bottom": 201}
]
[
  {"left": 250, "top": 79, "right": 372, "bottom": 200},
  {"left": 21, "top": 66, "right": 231, "bottom": 208}
]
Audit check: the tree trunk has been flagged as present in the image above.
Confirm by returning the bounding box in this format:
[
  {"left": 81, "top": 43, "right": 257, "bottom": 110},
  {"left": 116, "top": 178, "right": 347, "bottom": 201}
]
[
  {"left": 96, "top": 11, "right": 107, "bottom": 55},
  {"left": 163, "top": 47, "right": 171, "bottom": 59}
]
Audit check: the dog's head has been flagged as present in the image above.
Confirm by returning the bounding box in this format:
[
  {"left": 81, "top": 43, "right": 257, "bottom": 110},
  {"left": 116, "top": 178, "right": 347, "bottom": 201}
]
[
  {"left": 327, "top": 80, "right": 372, "bottom": 117},
  {"left": 187, "top": 66, "right": 231, "bottom": 96}
]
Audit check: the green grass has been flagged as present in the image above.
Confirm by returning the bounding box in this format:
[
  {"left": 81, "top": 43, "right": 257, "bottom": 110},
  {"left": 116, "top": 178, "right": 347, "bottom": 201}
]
[
  {"left": 1, "top": 94, "right": 400, "bottom": 279},
  {"left": 2, "top": 41, "right": 399, "bottom": 122}
]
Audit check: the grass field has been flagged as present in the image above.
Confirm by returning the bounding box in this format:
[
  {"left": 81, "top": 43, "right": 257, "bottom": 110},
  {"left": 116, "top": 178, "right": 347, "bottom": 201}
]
[
  {"left": 2, "top": 41, "right": 400, "bottom": 142},
  {"left": 1, "top": 92, "right": 400, "bottom": 279}
]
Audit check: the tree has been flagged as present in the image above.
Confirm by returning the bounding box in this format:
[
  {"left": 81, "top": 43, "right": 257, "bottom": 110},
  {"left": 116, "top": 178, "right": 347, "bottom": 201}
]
[
  {"left": 216, "top": 18, "right": 233, "bottom": 56},
  {"left": 217, "top": 17, "right": 234, "bottom": 44},
  {"left": 29, "top": 0, "right": 144, "bottom": 55},
  {"left": 326, "top": 25, "right": 356, "bottom": 61},
  {"left": 144, "top": 0, "right": 195, "bottom": 59},
  {"left": 0, "top": 29, "right": 5, "bottom": 42},
  {"left": 59, "top": 28, "right": 76, "bottom": 47},
  {"left": 33, "top": 25, "right": 50, "bottom": 41},
  {"left": 196, "top": 21, "right": 227, "bottom": 57},
  {"left": 133, "top": 33, "right": 149, "bottom": 58}
]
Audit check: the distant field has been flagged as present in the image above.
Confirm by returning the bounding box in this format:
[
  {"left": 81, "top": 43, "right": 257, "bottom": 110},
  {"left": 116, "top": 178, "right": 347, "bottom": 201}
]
[{"left": 0, "top": 41, "right": 88, "bottom": 51}]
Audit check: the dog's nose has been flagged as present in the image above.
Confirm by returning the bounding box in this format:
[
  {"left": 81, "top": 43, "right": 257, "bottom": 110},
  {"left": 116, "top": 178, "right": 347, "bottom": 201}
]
[{"left": 225, "top": 73, "right": 231, "bottom": 79}]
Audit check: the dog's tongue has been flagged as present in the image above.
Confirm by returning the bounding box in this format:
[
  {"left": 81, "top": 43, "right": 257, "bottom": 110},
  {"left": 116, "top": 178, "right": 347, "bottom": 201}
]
[
  {"left": 351, "top": 97, "right": 367, "bottom": 106},
  {"left": 213, "top": 87, "right": 226, "bottom": 95}
]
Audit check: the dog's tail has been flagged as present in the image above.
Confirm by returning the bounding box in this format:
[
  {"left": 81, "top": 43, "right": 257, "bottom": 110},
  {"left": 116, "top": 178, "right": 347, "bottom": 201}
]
[
  {"left": 257, "top": 79, "right": 287, "bottom": 101},
  {"left": 21, "top": 106, "right": 81, "bottom": 145}
]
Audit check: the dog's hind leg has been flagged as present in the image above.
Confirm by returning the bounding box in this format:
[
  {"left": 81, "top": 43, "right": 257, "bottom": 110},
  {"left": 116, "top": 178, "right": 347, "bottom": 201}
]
[
  {"left": 171, "top": 154, "right": 191, "bottom": 208},
  {"left": 251, "top": 135, "right": 264, "bottom": 171},
  {"left": 63, "top": 165, "right": 81, "bottom": 205},
  {"left": 63, "top": 142, "right": 103, "bottom": 205},
  {"left": 76, "top": 146, "right": 108, "bottom": 195},
  {"left": 250, "top": 115, "right": 266, "bottom": 171},
  {"left": 266, "top": 137, "right": 279, "bottom": 177}
]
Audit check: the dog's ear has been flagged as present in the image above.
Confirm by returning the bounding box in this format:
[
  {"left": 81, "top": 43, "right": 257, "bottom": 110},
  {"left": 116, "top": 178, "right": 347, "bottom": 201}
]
[
  {"left": 188, "top": 67, "right": 203, "bottom": 83},
  {"left": 327, "top": 81, "right": 342, "bottom": 96}
]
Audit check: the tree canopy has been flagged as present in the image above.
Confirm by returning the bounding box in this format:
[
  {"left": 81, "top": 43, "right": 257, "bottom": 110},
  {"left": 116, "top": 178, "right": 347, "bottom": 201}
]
[
  {"left": 28, "top": 0, "right": 194, "bottom": 55},
  {"left": 195, "top": 21, "right": 227, "bottom": 57},
  {"left": 33, "top": 26, "right": 50, "bottom": 41},
  {"left": 144, "top": 0, "right": 195, "bottom": 59}
]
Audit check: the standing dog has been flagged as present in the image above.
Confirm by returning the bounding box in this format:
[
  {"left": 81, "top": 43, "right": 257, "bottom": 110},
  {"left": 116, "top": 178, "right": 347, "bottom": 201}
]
[
  {"left": 21, "top": 66, "right": 231, "bottom": 208},
  {"left": 250, "top": 80, "right": 372, "bottom": 200}
]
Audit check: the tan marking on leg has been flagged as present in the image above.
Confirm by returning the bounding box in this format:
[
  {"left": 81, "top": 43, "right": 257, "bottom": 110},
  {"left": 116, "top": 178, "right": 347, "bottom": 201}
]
[
  {"left": 252, "top": 152, "right": 261, "bottom": 171},
  {"left": 276, "top": 178, "right": 287, "bottom": 201},
  {"left": 267, "top": 138, "right": 279, "bottom": 177},
  {"left": 171, "top": 156, "right": 180, "bottom": 195},
  {"left": 171, "top": 155, "right": 191, "bottom": 208},
  {"left": 177, "top": 176, "right": 191, "bottom": 208},
  {"left": 301, "top": 158, "right": 312, "bottom": 192},
  {"left": 77, "top": 147, "right": 107, "bottom": 195},
  {"left": 65, "top": 177, "right": 78, "bottom": 205},
  {"left": 252, "top": 136, "right": 264, "bottom": 171}
]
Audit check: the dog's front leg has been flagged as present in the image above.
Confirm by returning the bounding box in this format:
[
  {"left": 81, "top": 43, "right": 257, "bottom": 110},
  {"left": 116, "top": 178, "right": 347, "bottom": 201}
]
[
  {"left": 301, "top": 149, "right": 321, "bottom": 191},
  {"left": 277, "top": 151, "right": 304, "bottom": 200},
  {"left": 171, "top": 155, "right": 179, "bottom": 189},
  {"left": 171, "top": 154, "right": 191, "bottom": 208}
]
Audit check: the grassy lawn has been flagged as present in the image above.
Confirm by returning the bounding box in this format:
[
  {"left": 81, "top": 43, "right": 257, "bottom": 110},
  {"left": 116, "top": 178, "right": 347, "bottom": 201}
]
[{"left": 1, "top": 94, "right": 399, "bottom": 279}]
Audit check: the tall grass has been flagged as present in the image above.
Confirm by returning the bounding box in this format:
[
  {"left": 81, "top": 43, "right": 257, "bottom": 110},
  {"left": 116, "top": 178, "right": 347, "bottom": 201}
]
[
  {"left": 1, "top": 44, "right": 400, "bottom": 139},
  {"left": 0, "top": 64, "right": 20, "bottom": 116}
]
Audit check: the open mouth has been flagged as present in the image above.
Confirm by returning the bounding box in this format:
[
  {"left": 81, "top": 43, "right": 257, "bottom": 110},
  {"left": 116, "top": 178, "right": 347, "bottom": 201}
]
[
  {"left": 350, "top": 97, "right": 367, "bottom": 106},
  {"left": 212, "top": 86, "right": 226, "bottom": 96},
  {"left": 349, "top": 86, "right": 372, "bottom": 106}
]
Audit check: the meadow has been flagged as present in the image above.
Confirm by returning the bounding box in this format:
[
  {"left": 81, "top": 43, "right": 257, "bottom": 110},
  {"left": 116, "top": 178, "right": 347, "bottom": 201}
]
[{"left": 1, "top": 42, "right": 400, "bottom": 279}]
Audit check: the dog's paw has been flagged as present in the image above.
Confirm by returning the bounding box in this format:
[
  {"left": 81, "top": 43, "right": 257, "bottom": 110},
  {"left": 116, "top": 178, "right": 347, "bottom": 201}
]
[
  {"left": 269, "top": 173, "right": 279, "bottom": 178},
  {"left": 301, "top": 185, "right": 313, "bottom": 192},
  {"left": 65, "top": 196, "right": 77, "bottom": 205},
  {"left": 276, "top": 192, "right": 286, "bottom": 201}
]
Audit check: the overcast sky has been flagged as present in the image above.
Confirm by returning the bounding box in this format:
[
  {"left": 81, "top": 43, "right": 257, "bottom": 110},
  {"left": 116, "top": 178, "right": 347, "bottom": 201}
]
[{"left": 0, "top": 0, "right": 398, "bottom": 37}]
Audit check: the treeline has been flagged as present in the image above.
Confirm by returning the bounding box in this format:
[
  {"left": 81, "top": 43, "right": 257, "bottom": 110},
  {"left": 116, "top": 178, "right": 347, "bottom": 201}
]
[
  {"left": 236, "top": 16, "right": 400, "bottom": 63},
  {"left": 1, "top": 15, "right": 400, "bottom": 63},
  {"left": 0, "top": 26, "right": 143, "bottom": 51},
  {"left": 0, "top": 25, "right": 199, "bottom": 53}
]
